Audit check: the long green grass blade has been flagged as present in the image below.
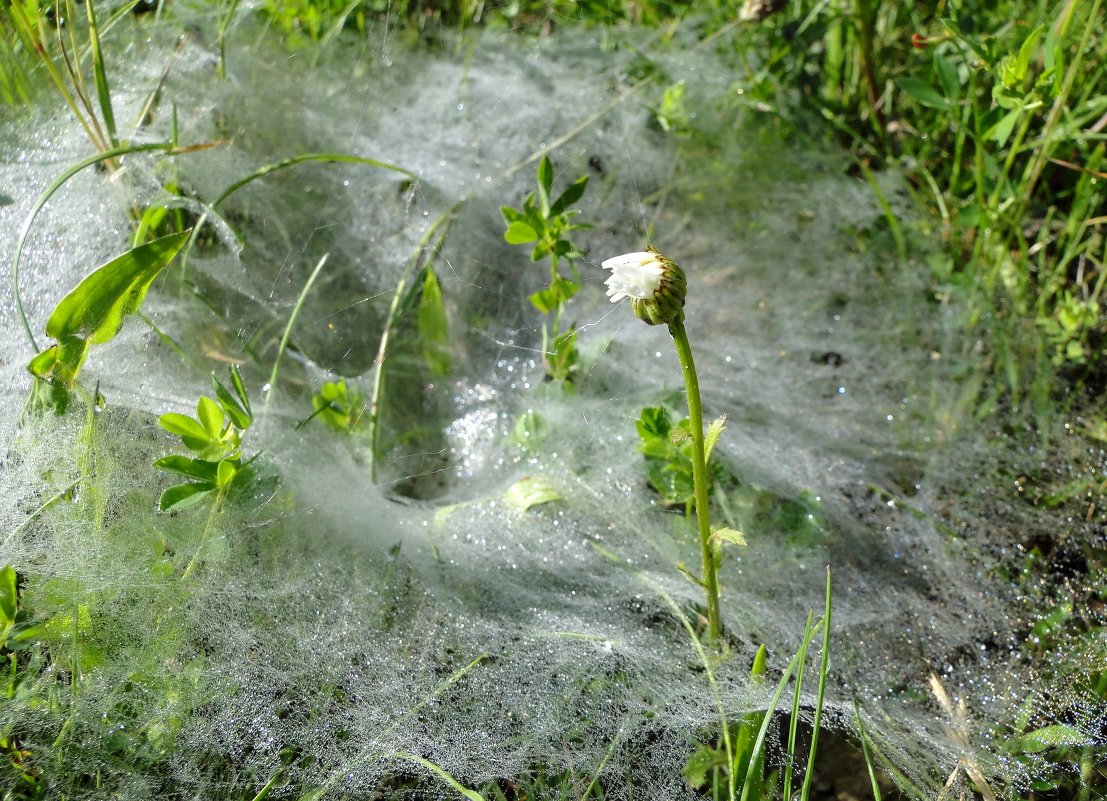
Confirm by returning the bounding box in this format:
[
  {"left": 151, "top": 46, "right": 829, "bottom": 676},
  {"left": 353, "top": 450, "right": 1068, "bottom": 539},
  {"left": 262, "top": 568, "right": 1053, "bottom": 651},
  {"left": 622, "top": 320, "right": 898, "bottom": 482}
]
[
  {"left": 799, "top": 569, "right": 832, "bottom": 801},
  {"left": 84, "top": 0, "right": 117, "bottom": 147},
  {"left": 212, "top": 152, "right": 416, "bottom": 209},
  {"left": 263, "top": 253, "right": 329, "bottom": 419}
]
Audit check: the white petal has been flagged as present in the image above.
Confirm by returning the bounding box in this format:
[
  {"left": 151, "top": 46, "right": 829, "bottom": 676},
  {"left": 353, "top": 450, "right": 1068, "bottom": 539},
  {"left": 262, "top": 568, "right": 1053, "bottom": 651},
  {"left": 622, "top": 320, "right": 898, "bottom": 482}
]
[
  {"left": 602, "top": 251, "right": 664, "bottom": 302},
  {"left": 601, "top": 252, "right": 655, "bottom": 270}
]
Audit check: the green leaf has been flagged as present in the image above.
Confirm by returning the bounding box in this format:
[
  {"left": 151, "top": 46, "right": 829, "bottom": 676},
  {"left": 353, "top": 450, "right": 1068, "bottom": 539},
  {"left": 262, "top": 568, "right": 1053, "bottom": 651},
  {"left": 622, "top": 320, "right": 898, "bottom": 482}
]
[
  {"left": 38, "top": 231, "right": 189, "bottom": 384},
  {"left": 896, "top": 77, "right": 950, "bottom": 110},
  {"left": 153, "top": 455, "right": 219, "bottom": 482},
  {"left": 932, "top": 53, "right": 960, "bottom": 105},
  {"left": 636, "top": 406, "right": 672, "bottom": 440},
  {"left": 159, "top": 412, "right": 212, "bottom": 443},
  {"left": 704, "top": 415, "right": 727, "bottom": 462},
  {"left": 1019, "top": 724, "right": 1087, "bottom": 754},
  {"left": 1000, "top": 24, "right": 1044, "bottom": 88},
  {"left": 505, "top": 476, "right": 562, "bottom": 511},
  {"left": 504, "top": 221, "right": 539, "bottom": 245},
  {"left": 528, "top": 276, "right": 580, "bottom": 314},
  {"left": 500, "top": 205, "right": 523, "bottom": 224},
  {"left": 159, "top": 482, "right": 214, "bottom": 511},
  {"left": 197, "top": 396, "right": 225, "bottom": 439},
  {"left": 547, "top": 329, "right": 579, "bottom": 381},
  {"left": 710, "top": 526, "right": 748, "bottom": 548},
  {"left": 213, "top": 368, "right": 252, "bottom": 430},
  {"left": 986, "top": 108, "right": 1021, "bottom": 146},
  {"left": 228, "top": 365, "right": 252, "bottom": 418},
  {"left": 750, "top": 643, "right": 768, "bottom": 678},
  {"left": 71, "top": 233, "right": 190, "bottom": 330},
  {"left": 512, "top": 410, "right": 547, "bottom": 452},
  {"left": 549, "top": 175, "right": 588, "bottom": 217},
  {"left": 537, "top": 156, "right": 553, "bottom": 215},
  {"left": 0, "top": 565, "right": 17, "bottom": 626},
  {"left": 418, "top": 268, "right": 451, "bottom": 376},
  {"left": 216, "top": 458, "right": 238, "bottom": 488}
]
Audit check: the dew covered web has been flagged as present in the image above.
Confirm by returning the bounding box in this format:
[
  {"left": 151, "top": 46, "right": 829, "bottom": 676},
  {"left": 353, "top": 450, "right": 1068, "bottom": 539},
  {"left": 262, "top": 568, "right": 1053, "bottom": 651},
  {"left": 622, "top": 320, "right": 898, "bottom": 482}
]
[{"left": 1, "top": 8, "right": 1105, "bottom": 800}]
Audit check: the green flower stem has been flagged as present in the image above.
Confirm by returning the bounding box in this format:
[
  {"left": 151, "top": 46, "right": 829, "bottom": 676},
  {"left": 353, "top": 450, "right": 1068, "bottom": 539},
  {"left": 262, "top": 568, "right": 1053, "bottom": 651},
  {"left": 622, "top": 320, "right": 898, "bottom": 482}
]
[{"left": 668, "top": 316, "right": 723, "bottom": 645}]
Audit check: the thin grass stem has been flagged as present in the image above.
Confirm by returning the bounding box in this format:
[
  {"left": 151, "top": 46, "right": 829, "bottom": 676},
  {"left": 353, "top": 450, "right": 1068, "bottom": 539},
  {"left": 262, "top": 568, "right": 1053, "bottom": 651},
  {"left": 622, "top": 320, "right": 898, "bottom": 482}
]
[{"left": 262, "top": 253, "right": 329, "bottom": 421}]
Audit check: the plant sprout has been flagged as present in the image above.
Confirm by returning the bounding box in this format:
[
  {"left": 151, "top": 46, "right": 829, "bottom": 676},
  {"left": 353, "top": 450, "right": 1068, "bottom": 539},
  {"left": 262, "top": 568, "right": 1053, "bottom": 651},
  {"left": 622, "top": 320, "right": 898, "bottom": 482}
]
[{"left": 602, "top": 246, "right": 744, "bottom": 646}]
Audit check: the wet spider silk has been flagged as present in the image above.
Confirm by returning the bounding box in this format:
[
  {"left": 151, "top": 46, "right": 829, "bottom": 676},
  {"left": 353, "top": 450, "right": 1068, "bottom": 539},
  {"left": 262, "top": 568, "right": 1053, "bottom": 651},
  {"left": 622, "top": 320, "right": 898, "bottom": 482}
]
[{"left": 0, "top": 10, "right": 1104, "bottom": 799}]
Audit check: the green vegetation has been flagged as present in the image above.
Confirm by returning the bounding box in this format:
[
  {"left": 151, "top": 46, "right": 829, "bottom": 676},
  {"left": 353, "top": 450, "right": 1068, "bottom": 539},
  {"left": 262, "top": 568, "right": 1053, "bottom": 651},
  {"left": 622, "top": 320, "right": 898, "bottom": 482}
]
[
  {"left": 1, "top": 0, "right": 1104, "bottom": 799},
  {"left": 501, "top": 155, "right": 590, "bottom": 383}
]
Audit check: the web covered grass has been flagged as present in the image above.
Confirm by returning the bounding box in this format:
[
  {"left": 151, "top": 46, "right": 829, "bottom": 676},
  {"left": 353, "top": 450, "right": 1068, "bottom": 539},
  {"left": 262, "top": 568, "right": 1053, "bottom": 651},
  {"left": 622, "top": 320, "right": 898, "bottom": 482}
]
[{"left": 0, "top": 5, "right": 1104, "bottom": 800}]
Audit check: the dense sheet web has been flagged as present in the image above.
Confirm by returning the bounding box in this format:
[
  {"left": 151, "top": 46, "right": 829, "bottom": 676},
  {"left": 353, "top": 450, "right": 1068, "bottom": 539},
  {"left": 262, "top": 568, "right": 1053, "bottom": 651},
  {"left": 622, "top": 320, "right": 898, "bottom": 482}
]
[{"left": 1, "top": 9, "right": 1104, "bottom": 799}]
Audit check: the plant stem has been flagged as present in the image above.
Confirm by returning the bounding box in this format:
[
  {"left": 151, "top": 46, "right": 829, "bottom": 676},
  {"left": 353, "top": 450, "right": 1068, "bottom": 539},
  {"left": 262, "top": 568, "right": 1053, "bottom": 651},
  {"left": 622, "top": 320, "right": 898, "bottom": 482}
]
[
  {"left": 667, "top": 316, "right": 723, "bottom": 644},
  {"left": 181, "top": 485, "right": 227, "bottom": 581}
]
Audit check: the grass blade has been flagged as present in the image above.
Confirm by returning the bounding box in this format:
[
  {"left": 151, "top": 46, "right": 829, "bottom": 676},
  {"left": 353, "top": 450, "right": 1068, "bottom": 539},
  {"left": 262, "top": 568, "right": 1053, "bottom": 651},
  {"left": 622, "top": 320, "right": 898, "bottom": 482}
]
[{"left": 263, "top": 253, "right": 329, "bottom": 419}]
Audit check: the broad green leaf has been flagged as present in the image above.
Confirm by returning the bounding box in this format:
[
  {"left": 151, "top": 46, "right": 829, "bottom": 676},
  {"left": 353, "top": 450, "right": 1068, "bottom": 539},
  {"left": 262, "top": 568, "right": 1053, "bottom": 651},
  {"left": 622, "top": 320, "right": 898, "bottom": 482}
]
[
  {"left": 45, "top": 230, "right": 189, "bottom": 345},
  {"left": 704, "top": 415, "right": 727, "bottom": 462},
  {"left": 504, "top": 221, "right": 539, "bottom": 245},
  {"left": 159, "top": 482, "right": 214, "bottom": 511},
  {"left": 197, "top": 396, "right": 225, "bottom": 439},
  {"left": 505, "top": 476, "right": 562, "bottom": 511},
  {"left": 549, "top": 175, "right": 588, "bottom": 217},
  {"left": 1019, "top": 724, "right": 1086, "bottom": 754},
  {"left": 0, "top": 565, "right": 16, "bottom": 626},
  {"left": 153, "top": 455, "right": 219, "bottom": 482},
  {"left": 31, "top": 231, "right": 188, "bottom": 387},
  {"left": 896, "top": 77, "right": 950, "bottom": 110},
  {"left": 159, "top": 412, "right": 211, "bottom": 443},
  {"left": 418, "top": 268, "right": 451, "bottom": 376}
]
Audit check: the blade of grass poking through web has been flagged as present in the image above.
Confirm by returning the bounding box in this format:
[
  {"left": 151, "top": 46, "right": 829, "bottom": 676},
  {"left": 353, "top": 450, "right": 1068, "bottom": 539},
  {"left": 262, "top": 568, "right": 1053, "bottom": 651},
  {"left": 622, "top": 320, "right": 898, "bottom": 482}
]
[
  {"left": 389, "top": 753, "right": 488, "bottom": 801},
  {"left": 739, "top": 615, "right": 827, "bottom": 801},
  {"left": 799, "top": 568, "right": 832, "bottom": 801},
  {"left": 263, "top": 253, "right": 328, "bottom": 419},
  {"left": 853, "top": 702, "right": 883, "bottom": 801},
  {"left": 10, "top": 140, "right": 216, "bottom": 351},
  {"left": 216, "top": 0, "right": 241, "bottom": 81},
  {"left": 782, "top": 610, "right": 815, "bottom": 801},
  {"left": 84, "top": 0, "right": 117, "bottom": 148},
  {"left": 858, "top": 160, "right": 906, "bottom": 262}
]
